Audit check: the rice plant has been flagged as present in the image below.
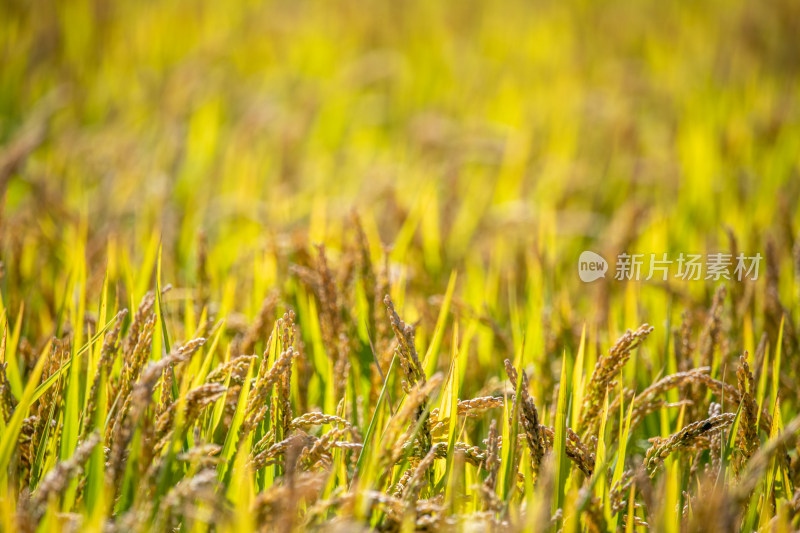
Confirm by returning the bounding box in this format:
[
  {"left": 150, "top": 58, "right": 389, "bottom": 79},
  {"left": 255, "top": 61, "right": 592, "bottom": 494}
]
[{"left": 1, "top": 0, "right": 799, "bottom": 531}]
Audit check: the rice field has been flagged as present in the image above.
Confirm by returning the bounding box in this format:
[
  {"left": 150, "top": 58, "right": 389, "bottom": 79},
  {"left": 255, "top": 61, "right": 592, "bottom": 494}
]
[{"left": 1, "top": 0, "right": 800, "bottom": 531}]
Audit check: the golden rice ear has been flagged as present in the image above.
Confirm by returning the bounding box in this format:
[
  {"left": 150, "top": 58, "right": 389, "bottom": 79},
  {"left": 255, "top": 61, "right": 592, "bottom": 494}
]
[
  {"left": 29, "top": 433, "right": 100, "bottom": 522},
  {"left": 384, "top": 295, "right": 426, "bottom": 388},
  {"left": 0, "top": 360, "right": 15, "bottom": 424},
  {"left": 239, "top": 293, "right": 279, "bottom": 356},
  {"left": 481, "top": 418, "right": 501, "bottom": 510},
  {"left": 734, "top": 353, "right": 759, "bottom": 475},
  {"left": 698, "top": 285, "right": 728, "bottom": 367},
  {"left": 579, "top": 324, "right": 654, "bottom": 434},
  {"left": 401, "top": 441, "right": 444, "bottom": 502},
  {"left": 504, "top": 359, "right": 545, "bottom": 477},
  {"left": 644, "top": 413, "right": 737, "bottom": 476},
  {"left": 242, "top": 346, "right": 294, "bottom": 434},
  {"left": 82, "top": 309, "right": 128, "bottom": 442}
]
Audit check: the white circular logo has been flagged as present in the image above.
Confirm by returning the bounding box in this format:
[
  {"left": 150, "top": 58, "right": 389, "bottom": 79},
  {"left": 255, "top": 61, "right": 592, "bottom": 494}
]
[{"left": 578, "top": 251, "right": 608, "bottom": 282}]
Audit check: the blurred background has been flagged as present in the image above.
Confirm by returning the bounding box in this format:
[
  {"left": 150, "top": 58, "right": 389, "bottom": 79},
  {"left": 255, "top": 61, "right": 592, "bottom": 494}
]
[{"left": 1, "top": 0, "right": 798, "bottom": 358}]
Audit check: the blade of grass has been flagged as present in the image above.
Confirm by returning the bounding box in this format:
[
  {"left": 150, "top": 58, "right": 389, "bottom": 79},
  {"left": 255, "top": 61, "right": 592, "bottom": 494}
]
[
  {"left": 422, "top": 270, "right": 457, "bottom": 377},
  {"left": 354, "top": 352, "right": 398, "bottom": 478},
  {"left": 3, "top": 306, "right": 23, "bottom": 399},
  {"left": 218, "top": 358, "right": 253, "bottom": 483},
  {"left": 552, "top": 351, "right": 569, "bottom": 522},
  {"left": 0, "top": 339, "right": 52, "bottom": 483},
  {"left": 442, "top": 323, "right": 460, "bottom": 503},
  {"left": 31, "top": 316, "right": 116, "bottom": 404},
  {"left": 156, "top": 244, "right": 178, "bottom": 401}
]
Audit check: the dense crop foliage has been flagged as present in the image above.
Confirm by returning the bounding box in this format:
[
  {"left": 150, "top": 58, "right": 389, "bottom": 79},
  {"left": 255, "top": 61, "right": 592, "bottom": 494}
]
[{"left": 1, "top": 0, "right": 800, "bottom": 531}]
